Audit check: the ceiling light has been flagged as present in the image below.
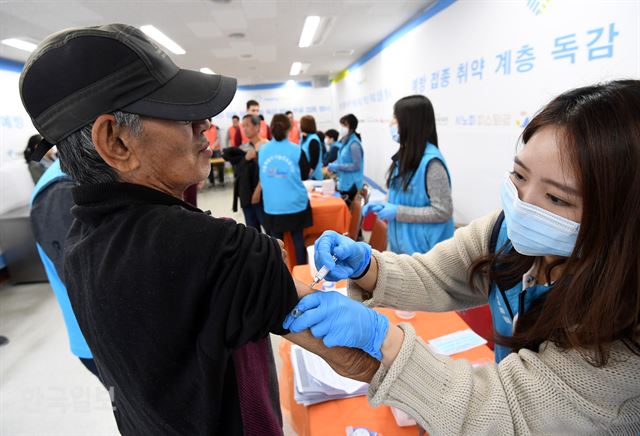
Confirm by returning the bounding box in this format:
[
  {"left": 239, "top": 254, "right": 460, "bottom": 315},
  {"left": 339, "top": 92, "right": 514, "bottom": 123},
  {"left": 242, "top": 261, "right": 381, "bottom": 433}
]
[
  {"left": 290, "top": 62, "right": 302, "bottom": 76},
  {"left": 298, "top": 16, "right": 321, "bottom": 48},
  {"left": 200, "top": 68, "right": 215, "bottom": 74},
  {"left": 1, "top": 38, "right": 37, "bottom": 52},
  {"left": 140, "top": 25, "right": 185, "bottom": 55},
  {"left": 333, "top": 49, "right": 355, "bottom": 57}
]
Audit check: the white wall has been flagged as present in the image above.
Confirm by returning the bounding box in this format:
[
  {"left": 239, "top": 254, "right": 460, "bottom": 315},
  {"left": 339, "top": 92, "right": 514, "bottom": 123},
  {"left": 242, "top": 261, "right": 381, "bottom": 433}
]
[
  {"left": 0, "top": 66, "right": 38, "bottom": 212},
  {"left": 215, "top": 82, "right": 334, "bottom": 133},
  {"left": 1, "top": 0, "right": 637, "bottom": 221},
  {"left": 329, "top": 0, "right": 639, "bottom": 224}
]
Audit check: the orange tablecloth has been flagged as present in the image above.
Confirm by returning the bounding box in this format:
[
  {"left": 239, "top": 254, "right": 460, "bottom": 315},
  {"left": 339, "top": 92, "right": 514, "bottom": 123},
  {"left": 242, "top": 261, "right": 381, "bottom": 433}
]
[
  {"left": 283, "top": 193, "right": 350, "bottom": 269},
  {"left": 279, "top": 265, "right": 495, "bottom": 436}
]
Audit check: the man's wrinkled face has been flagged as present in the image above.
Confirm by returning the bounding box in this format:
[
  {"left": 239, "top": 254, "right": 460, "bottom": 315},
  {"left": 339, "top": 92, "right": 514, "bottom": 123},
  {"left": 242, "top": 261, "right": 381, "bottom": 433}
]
[
  {"left": 131, "top": 117, "right": 212, "bottom": 189},
  {"left": 242, "top": 117, "right": 259, "bottom": 138}
]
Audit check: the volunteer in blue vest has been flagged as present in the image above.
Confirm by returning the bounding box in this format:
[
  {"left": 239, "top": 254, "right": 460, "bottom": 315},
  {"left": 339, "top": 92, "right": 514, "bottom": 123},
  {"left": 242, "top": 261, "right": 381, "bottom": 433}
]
[
  {"left": 30, "top": 159, "right": 99, "bottom": 379},
  {"left": 259, "top": 113, "right": 313, "bottom": 264},
  {"left": 322, "top": 128, "right": 340, "bottom": 166},
  {"left": 363, "top": 95, "right": 454, "bottom": 254},
  {"left": 283, "top": 81, "right": 640, "bottom": 434},
  {"left": 327, "top": 114, "right": 364, "bottom": 203},
  {"left": 299, "top": 115, "right": 323, "bottom": 180}
]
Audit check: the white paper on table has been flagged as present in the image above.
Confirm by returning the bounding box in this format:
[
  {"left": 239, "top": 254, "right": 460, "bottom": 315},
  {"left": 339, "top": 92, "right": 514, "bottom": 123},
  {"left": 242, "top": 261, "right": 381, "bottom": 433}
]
[
  {"left": 427, "top": 328, "right": 488, "bottom": 356},
  {"left": 292, "top": 345, "right": 367, "bottom": 395}
]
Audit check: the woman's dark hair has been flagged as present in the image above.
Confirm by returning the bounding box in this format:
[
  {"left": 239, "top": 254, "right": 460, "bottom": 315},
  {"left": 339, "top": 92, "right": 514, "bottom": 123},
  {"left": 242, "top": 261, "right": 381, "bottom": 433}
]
[
  {"left": 300, "top": 115, "right": 317, "bottom": 134},
  {"left": 339, "top": 114, "right": 361, "bottom": 140},
  {"left": 386, "top": 95, "right": 439, "bottom": 191},
  {"left": 270, "top": 113, "right": 291, "bottom": 141},
  {"left": 325, "top": 129, "right": 339, "bottom": 142},
  {"left": 24, "top": 134, "right": 43, "bottom": 163},
  {"left": 469, "top": 80, "right": 640, "bottom": 367}
]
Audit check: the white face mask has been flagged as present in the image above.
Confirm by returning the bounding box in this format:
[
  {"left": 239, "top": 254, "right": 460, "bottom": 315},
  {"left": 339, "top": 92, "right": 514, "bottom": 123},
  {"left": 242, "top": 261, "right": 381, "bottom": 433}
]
[
  {"left": 339, "top": 126, "right": 349, "bottom": 138},
  {"left": 500, "top": 174, "right": 580, "bottom": 257}
]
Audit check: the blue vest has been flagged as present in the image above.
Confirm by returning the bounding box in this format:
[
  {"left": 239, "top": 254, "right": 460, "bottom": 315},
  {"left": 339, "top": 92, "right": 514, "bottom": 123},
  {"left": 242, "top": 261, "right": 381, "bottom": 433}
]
[
  {"left": 336, "top": 133, "right": 364, "bottom": 192},
  {"left": 259, "top": 139, "right": 309, "bottom": 215},
  {"left": 300, "top": 133, "right": 323, "bottom": 180},
  {"left": 488, "top": 216, "right": 552, "bottom": 363},
  {"left": 387, "top": 143, "right": 454, "bottom": 254},
  {"left": 30, "top": 160, "right": 92, "bottom": 359}
]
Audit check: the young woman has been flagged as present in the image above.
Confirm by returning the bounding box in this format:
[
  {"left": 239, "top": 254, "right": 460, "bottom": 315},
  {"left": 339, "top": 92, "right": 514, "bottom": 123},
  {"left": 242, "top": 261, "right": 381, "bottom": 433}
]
[
  {"left": 364, "top": 95, "right": 454, "bottom": 254},
  {"left": 285, "top": 81, "right": 640, "bottom": 434},
  {"left": 299, "top": 115, "right": 323, "bottom": 180},
  {"left": 327, "top": 114, "right": 364, "bottom": 203},
  {"left": 322, "top": 128, "right": 340, "bottom": 166},
  {"left": 259, "top": 113, "right": 312, "bottom": 264}
]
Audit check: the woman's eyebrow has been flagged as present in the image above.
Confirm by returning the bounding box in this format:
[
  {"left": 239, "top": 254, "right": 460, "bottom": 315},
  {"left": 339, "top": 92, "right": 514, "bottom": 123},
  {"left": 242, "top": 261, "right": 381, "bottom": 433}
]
[
  {"left": 514, "top": 157, "right": 580, "bottom": 196},
  {"left": 513, "top": 156, "right": 529, "bottom": 170},
  {"left": 541, "top": 177, "right": 581, "bottom": 196}
]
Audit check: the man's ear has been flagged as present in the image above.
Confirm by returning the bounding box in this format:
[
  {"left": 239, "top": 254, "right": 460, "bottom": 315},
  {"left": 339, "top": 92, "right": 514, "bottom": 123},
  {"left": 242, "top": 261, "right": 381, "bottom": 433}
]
[{"left": 92, "top": 114, "right": 141, "bottom": 174}]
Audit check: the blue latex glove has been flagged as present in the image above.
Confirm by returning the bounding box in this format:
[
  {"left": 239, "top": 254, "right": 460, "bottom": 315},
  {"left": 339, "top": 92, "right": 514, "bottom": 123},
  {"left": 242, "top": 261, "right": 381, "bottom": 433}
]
[
  {"left": 314, "top": 230, "right": 372, "bottom": 281},
  {"left": 327, "top": 162, "right": 339, "bottom": 172},
  {"left": 283, "top": 291, "right": 390, "bottom": 360},
  {"left": 362, "top": 201, "right": 384, "bottom": 217},
  {"left": 377, "top": 203, "right": 398, "bottom": 221}
]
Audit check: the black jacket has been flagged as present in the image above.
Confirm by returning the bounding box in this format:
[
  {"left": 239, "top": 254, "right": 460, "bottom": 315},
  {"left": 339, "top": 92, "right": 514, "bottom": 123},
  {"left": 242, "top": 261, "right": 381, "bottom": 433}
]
[
  {"left": 64, "top": 182, "right": 297, "bottom": 435},
  {"left": 223, "top": 147, "right": 260, "bottom": 210}
]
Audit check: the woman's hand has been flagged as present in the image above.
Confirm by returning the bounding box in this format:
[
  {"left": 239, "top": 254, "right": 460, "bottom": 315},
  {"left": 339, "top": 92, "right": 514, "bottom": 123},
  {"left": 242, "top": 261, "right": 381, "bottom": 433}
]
[
  {"left": 283, "top": 291, "right": 389, "bottom": 360},
  {"left": 362, "top": 202, "right": 384, "bottom": 217},
  {"left": 313, "top": 230, "right": 371, "bottom": 281},
  {"left": 376, "top": 203, "right": 398, "bottom": 221},
  {"left": 363, "top": 202, "right": 397, "bottom": 221}
]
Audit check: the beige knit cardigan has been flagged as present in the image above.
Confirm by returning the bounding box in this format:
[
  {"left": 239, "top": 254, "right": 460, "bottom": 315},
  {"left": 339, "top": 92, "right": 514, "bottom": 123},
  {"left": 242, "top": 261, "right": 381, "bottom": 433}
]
[{"left": 347, "top": 210, "right": 640, "bottom": 435}]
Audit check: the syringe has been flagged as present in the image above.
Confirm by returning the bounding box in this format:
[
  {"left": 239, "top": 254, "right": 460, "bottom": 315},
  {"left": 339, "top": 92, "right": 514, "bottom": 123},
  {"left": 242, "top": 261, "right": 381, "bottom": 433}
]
[{"left": 309, "top": 254, "right": 339, "bottom": 289}]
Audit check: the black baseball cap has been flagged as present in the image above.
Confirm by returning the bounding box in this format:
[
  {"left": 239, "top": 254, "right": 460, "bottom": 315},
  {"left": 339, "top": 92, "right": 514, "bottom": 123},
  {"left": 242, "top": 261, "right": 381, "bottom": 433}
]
[{"left": 19, "top": 23, "right": 237, "bottom": 161}]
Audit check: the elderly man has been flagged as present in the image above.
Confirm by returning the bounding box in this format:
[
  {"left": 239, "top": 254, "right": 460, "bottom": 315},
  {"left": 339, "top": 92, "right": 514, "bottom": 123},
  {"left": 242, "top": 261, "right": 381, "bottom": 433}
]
[
  {"left": 241, "top": 99, "right": 271, "bottom": 143},
  {"left": 20, "top": 24, "right": 376, "bottom": 436},
  {"left": 223, "top": 114, "right": 268, "bottom": 232}
]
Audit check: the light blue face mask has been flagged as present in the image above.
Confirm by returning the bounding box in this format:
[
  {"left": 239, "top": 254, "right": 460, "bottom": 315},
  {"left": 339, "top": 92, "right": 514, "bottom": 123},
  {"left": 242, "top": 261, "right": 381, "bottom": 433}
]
[
  {"left": 500, "top": 174, "right": 580, "bottom": 257},
  {"left": 389, "top": 124, "right": 400, "bottom": 143}
]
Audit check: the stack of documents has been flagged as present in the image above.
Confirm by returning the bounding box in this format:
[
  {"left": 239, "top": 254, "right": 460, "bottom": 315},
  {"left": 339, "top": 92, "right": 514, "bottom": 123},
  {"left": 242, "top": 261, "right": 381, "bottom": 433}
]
[{"left": 291, "top": 345, "right": 369, "bottom": 406}]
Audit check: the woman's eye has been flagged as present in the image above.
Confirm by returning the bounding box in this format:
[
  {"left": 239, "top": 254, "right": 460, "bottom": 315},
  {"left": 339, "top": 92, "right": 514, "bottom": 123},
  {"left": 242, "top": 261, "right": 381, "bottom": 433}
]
[
  {"left": 510, "top": 170, "right": 525, "bottom": 181},
  {"left": 547, "top": 194, "right": 569, "bottom": 206}
]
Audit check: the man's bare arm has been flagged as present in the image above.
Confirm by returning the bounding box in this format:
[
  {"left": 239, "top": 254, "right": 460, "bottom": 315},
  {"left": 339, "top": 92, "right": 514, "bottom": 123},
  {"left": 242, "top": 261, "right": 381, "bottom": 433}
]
[{"left": 283, "top": 280, "right": 380, "bottom": 383}]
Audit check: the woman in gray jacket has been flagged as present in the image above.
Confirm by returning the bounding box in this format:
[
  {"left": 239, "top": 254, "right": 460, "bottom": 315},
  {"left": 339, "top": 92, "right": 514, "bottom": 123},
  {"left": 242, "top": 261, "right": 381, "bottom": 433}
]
[{"left": 285, "top": 81, "right": 640, "bottom": 435}]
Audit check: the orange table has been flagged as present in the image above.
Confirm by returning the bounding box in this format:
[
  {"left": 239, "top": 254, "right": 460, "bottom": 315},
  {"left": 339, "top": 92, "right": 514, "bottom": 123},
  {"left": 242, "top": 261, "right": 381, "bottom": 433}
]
[
  {"left": 280, "top": 265, "right": 495, "bottom": 436},
  {"left": 283, "top": 193, "right": 351, "bottom": 269}
]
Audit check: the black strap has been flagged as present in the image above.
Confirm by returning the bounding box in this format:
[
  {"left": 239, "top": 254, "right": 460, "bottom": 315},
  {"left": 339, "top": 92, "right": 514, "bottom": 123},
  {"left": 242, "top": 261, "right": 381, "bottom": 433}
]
[{"left": 489, "top": 210, "right": 505, "bottom": 254}]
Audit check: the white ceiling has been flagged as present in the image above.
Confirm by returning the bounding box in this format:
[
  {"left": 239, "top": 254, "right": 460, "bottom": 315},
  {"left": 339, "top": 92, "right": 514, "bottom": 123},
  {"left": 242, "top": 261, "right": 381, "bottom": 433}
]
[{"left": 0, "top": 0, "right": 435, "bottom": 85}]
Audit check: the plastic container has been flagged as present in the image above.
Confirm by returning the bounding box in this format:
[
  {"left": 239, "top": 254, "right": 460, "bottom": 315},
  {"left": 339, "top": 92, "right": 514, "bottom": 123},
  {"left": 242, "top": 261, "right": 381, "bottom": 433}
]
[
  {"left": 394, "top": 310, "right": 416, "bottom": 320},
  {"left": 362, "top": 211, "right": 376, "bottom": 231},
  {"left": 345, "top": 426, "right": 378, "bottom": 436},
  {"left": 321, "top": 178, "right": 336, "bottom": 195}
]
